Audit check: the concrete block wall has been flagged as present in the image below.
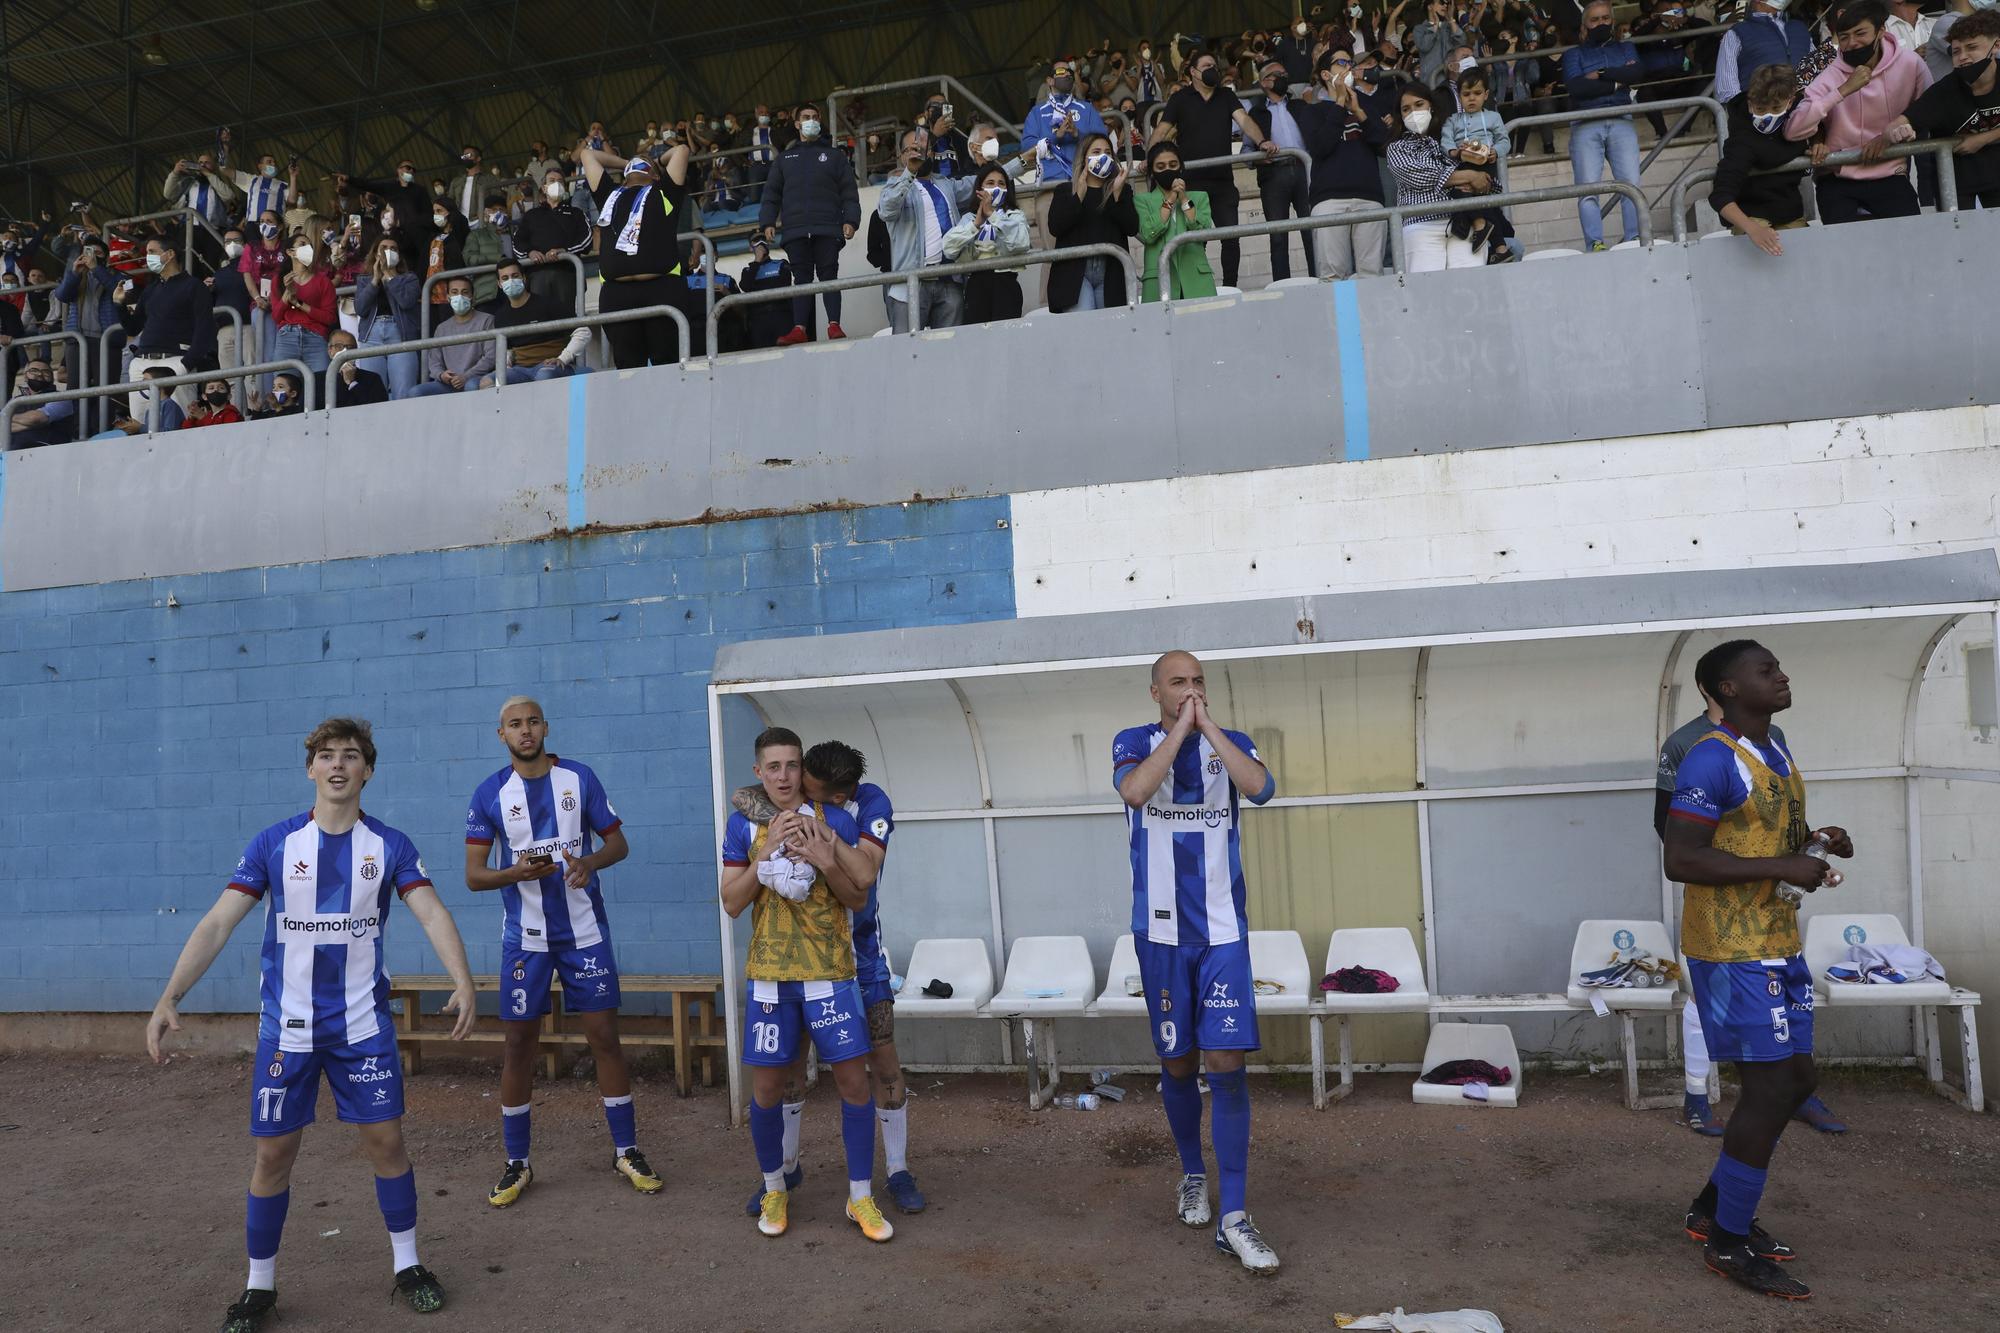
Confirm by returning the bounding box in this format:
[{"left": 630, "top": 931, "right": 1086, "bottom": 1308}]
[{"left": 0, "top": 497, "right": 1013, "bottom": 1015}]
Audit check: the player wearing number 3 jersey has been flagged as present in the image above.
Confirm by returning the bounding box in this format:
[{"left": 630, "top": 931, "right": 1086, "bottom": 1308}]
[
  {"left": 1113, "top": 650, "right": 1280, "bottom": 1275},
  {"left": 145, "top": 718, "right": 479, "bottom": 1333}
]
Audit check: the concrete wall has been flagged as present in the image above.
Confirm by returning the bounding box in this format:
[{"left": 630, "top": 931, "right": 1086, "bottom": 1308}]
[{"left": 0, "top": 498, "right": 1012, "bottom": 1015}]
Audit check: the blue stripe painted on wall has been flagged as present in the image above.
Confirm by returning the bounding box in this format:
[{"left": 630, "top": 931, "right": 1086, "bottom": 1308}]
[
  {"left": 1333, "top": 279, "right": 1370, "bottom": 463},
  {"left": 566, "top": 375, "right": 589, "bottom": 530},
  {"left": 0, "top": 497, "right": 1015, "bottom": 1014}
]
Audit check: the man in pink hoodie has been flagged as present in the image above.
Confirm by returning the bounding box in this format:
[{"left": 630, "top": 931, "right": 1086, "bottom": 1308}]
[{"left": 1787, "top": 0, "right": 1935, "bottom": 221}]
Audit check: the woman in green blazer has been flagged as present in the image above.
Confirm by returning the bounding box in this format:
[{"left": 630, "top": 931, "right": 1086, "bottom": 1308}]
[{"left": 1134, "top": 140, "right": 1218, "bottom": 303}]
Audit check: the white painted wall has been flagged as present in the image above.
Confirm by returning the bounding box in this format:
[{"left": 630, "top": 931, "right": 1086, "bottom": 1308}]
[{"left": 1010, "top": 403, "right": 2000, "bottom": 618}]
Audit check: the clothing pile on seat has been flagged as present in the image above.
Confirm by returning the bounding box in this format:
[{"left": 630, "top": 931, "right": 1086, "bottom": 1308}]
[
  {"left": 1825, "top": 943, "right": 1945, "bottom": 986},
  {"left": 1419, "top": 1058, "right": 1512, "bottom": 1087},
  {"left": 1321, "top": 966, "right": 1399, "bottom": 994},
  {"left": 1575, "top": 947, "right": 1681, "bottom": 989}
]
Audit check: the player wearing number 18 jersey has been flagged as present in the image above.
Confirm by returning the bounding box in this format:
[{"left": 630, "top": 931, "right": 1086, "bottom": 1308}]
[
  {"left": 1113, "top": 650, "right": 1280, "bottom": 1275},
  {"left": 146, "top": 718, "right": 479, "bottom": 1333}
]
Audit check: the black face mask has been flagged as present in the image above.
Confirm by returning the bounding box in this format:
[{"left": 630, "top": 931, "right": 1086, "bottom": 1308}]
[
  {"left": 1053, "top": 76, "right": 1075, "bottom": 95},
  {"left": 1585, "top": 22, "right": 1614, "bottom": 43},
  {"left": 1200, "top": 67, "right": 1221, "bottom": 87},
  {"left": 1845, "top": 40, "right": 1878, "bottom": 67},
  {"left": 1959, "top": 54, "right": 1996, "bottom": 87},
  {"left": 23, "top": 376, "right": 51, "bottom": 393},
  {"left": 1152, "top": 168, "right": 1181, "bottom": 189},
  {"left": 204, "top": 390, "right": 230, "bottom": 407}
]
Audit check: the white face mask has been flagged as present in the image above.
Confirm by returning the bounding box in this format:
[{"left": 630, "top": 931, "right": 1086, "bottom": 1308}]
[
  {"left": 145, "top": 252, "right": 165, "bottom": 273},
  {"left": 225, "top": 241, "right": 244, "bottom": 259},
  {"left": 982, "top": 137, "right": 1002, "bottom": 161},
  {"left": 381, "top": 248, "right": 399, "bottom": 267},
  {"left": 500, "top": 277, "right": 526, "bottom": 299},
  {"left": 398, "top": 170, "right": 414, "bottom": 185},
  {"left": 800, "top": 118, "right": 822, "bottom": 138},
  {"left": 1403, "top": 107, "right": 1433, "bottom": 134},
  {"left": 448, "top": 294, "right": 472, "bottom": 315},
  {"left": 433, "top": 213, "right": 449, "bottom": 230},
  {"left": 294, "top": 244, "right": 316, "bottom": 264},
  {"left": 545, "top": 181, "right": 565, "bottom": 199}
]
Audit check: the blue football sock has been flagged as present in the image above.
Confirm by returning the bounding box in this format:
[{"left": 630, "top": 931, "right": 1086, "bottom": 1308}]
[
  {"left": 1711, "top": 1150, "right": 1767, "bottom": 1237},
  {"left": 374, "top": 1168, "right": 418, "bottom": 1235},
  {"left": 1160, "top": 1067, "right": 1207, "bottom": 1176},
  {"left": 749, "top": 1100, "right": 786, "bottom": 1175},
  {"left": 1208, "top": 1068, "right": 1250, "bottom": 1218},
  {"left": 603, "top": 1094, "right": 636, "bottom": 1153},
  {"left": 245, "top": 1188, "right": 288, "bottom": 1289},
  {"left": 501, "top": 1102, "right": 531, "bottom": 1162},
  {"left": 841, "top": 1098, "right": 876, "bottom": 1192}
]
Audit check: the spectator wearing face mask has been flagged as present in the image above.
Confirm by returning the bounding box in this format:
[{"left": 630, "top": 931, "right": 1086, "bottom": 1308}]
[
  {"left": 233, "top": 151, "right": 297, "bottom": 238},
  {"left": 354, "top": 237, "right": 422, "bottom": 399},
  {"left": 919, "top": 98, "right": 973, "bottom": 178},
  {"left": 54, "top": 237, "right": 122, "bottom": 417},
  {"left": 1926, "top": 0, "right": 1993, "bottom": 85},
  {"left": 336, "top": 159, "right": 428, "bottom": 262},
  {"left": 463, "top": 192, "right": 509, "bottom": 304},
  {"left": 1564, "top": 0, "right": 1647, "bottom": 250},
  {"left": 943, "top": 165, "right": 1031, "bottom": 324},
  {"left": 579, "top": 144, "right": 698, "bottom": 368},
  {"left": 1716, "top": 0, "right": 1815, "bottom": 105},
  {"left": 422, "top": 201, "right": 470, "bottom": 311},
  {"left": 1386, "top": 83, "right": 1495, "bottom": 269},
  {"left": 737, "top": 237, "right": 795, "bottom": 348},
  {"left": 1413, "top": 0, "right": 1470, "bottom": 83},
  {"left": 252, "top": 370, "right": 306, "bottom": 419},
  {"left": 450, "top": 146, "right": 496, "bottom": 229},
  {"left": 239, "top": 209, "right": 289, "bottom": 385},
  {"left": 1024, "top": 60, "right": 1111, "bottom": 197},
  {"left": 8, "top": 359, "right": 78, "bottom": 448},
  {"left": 1489, "top": 28, "right": 1559, "bottom": 152},
  {"left": 130, "top": 364, "right": 186, "bottom": 431},
  {"left": 162, "top": 151, "right": 238, "bottom": 255},
  {"left": 479, "top": 258, "right": 591, "bottom": 386},
  {"left": 1876, "top": 9, "right": 2000, "bottom": 206},
  {"left": 1134, "top": 40, "right": 1170, "bottom": 104},
  {"left": 1439, "top": 43, "right": 1479, "bottom": 113},
  {"left": 1295, "top": 54, "right": 1391, "bottom": 278},
  {"left": 209, "top": 225, "right": 252, "bottom": 371},
  {"left": 1047, "top": 133, "right": 1140, "bottom": 312},
  {"left": 115, "top": 236, "right": 216, "bottom": 416},
  {"left": 758, "top": 102, "right": 861, "bottom": 345},
  {"left": 317, "top": 329, "right": 385, "bottom": 408},
  {"left": 182, "top": 377, "right": 245, "bottom": 428},
  {"left": 270, "top": 232, "right": 336, "bottom": 376},
  {"left": 1630, "top": 0, "right": 1700, "bottom": 135},
  {"left": 409, "top": 277, "right": 495, "bottom": 396},
  {"left": 523, "top": 140, "right": 562, "bottom": 183},
  {"left": 1159, "top": 50, "right": 1278, "bottom": 289},
  {"left": 1135, "top": 141, "right": 1219, "bottom": 301},
  {"left": 879, "top": 128, "right": 976, "bottom": 333},
  {"left": 966, "top": 123, "right": 1037, "bottom": 181},
  {"left": 745, "top": 106, "right": 780, "bottom": 203},
  {"left": 512, "top": 167, "right": 592, "bottom": 311},
  {"left": 1789, "top": 0, "right": 1933, "bottom": 221},
  {"left": 1277, "top": 16, "right": 1319, "bottom": 85},
  {"left": 1710, "top": 64, "right": 1815, "bottom": 255},
  {"left": 0, "top": 219, "right": 48, "bottom": 285},
  {"left": 1248, "top": 59, "right": 1318, "bottom": 281}
]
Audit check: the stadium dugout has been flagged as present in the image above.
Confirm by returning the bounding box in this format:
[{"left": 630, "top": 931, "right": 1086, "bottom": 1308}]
[{"left": 706, "top": 551, "right": 2000, "bottom": 1125}]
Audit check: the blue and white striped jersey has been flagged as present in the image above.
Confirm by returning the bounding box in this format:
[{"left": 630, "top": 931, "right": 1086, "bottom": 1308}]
[
  {"left": 842, "top": 782, "right": 895, "bottom": 985},
  {"left": 229, "top": 812, "right": 433, "bottom": 1053},
  {"left": 1112, "top": 724, "right": 1271, "bottom": 947},
  {"left": 465, "top": 757, "right": 622, "bottom": 952}
]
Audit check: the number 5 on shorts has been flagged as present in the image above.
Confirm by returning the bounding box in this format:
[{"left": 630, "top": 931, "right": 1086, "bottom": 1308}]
[{"left": 753, "top": 1021, "right": 780, "bottom": 1056}]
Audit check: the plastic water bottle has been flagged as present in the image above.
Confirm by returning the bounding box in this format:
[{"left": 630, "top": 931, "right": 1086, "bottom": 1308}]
[
  {"left": 1055, "top": 1093, "right": 1100, "bottom": 1111},
  {"left": 1780, "top": 835, "right": 1843, "bottom": 905},
  {"left": 1091, "top": 1068, "right": 1117, "bottom": 1085}
]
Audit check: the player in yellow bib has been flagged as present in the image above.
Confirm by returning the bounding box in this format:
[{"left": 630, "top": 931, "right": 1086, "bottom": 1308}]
[{"left": 1663, "top": 640, "right": 1853, "bottom": 1301}]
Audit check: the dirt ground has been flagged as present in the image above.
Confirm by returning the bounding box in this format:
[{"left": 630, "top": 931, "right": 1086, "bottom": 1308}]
[{"left": 5, "top": 1050, "right": 1997, "bottom": 1333}]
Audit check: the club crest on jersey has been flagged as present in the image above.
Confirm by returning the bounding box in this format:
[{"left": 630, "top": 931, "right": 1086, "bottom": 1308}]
[
  {"left": 1206, "top": 756, "right": 1223, "bottom": 776},
  {"left": 1768, "top": 977, "right": 1783, "bottom": 997},
  {"left": 1159, "top": 989, "right": 1172, "bottom": 1013},
  {"left": 561, "top": 792, "right": 577, "bottom": 811},
  {"left": 514, "top": 966, "right": 525, "bottom": 980},
  {"left": 360, "top": 855, "right": 379, "bottom": 881},
  {"left": 761, "top": 1002, "right": 774, "bottom": 1014},
  {"left": 267, "top": 1059, "right": 284, "bottom": 1077}
]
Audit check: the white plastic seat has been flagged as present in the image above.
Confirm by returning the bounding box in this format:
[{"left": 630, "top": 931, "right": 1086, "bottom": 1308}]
[
  {"left": 870, "top": 326, "right": 894, "bottom": 338},
  {"left": 1021, "top": 306, "right": 1053, "bottom": 318},
  {"left": 1267, "top": 276, "right": 1320, "bottom": 289},
  {"left": 989, "top": 936, "right": 1098, "bottom": 1108},
  {"left": 1412, "top": 1022, "right": 1521, "bottom": 1108},
  {"left": 1214, "top": 284, "right": 1243, "bottom": 296},
  {"left": 1566, "top": 920, "right": 1680, "bottom": 1011},
  {"left": 1524, "top": 247, "right": 1583, "bottom": 260},
  {"left": 1701, "top": 228, "right": 1734, "bottom": 240},
  {"left": 1093, "top": 934, "right": 1148, "bottom": 1016},
  {"left": 1248, "top": 930, "right": 1313, "bottom": 1016},
  {"left": 894, "top": 938, "right": 995, "bottom": 1017},
  {"left": 1801, "top": 914, "right": 1982, "bottom": 1112},
  {"left": 1609, "top": 238, "right": 1644, "bottom": 250},
  {"left": 1312, "top": 927, "right": 1431, "bottom": 1108}
]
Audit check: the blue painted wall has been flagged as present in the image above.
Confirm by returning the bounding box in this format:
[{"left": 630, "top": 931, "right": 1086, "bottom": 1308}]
[{"left": 0, "top": 497, "right": 1014, "bottom": 1013}]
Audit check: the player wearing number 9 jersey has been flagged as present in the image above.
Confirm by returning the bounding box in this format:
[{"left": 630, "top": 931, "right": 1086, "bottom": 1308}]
[
  {"left": 720, "top": 727, "right": 894, "bottom": 1244},
  {"left": 145, "top": 718, "right": 479, "bottom": 1333},
  {"left": 1113, "top": 650, "right": 1280, "bottom": 1275}
]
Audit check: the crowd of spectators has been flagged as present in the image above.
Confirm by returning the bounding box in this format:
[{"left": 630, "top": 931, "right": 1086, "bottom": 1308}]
[{"left": 4, "top": 0, "right": 1993, "bottom": 446}]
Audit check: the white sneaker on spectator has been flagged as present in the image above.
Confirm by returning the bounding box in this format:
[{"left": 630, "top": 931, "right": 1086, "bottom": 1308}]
[{"left": 1176, "top": 1173, "right": 1211, "bottom": 1227}]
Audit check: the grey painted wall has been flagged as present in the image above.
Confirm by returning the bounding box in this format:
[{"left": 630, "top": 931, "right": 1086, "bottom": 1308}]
[{"left": 7, "top": 209, "right": 1994, "bottom": 592}]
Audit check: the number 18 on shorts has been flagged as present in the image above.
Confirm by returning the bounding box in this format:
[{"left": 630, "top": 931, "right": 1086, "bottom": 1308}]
[{"left": 742, "top": 978, "right": 872, "bottom": 1067}]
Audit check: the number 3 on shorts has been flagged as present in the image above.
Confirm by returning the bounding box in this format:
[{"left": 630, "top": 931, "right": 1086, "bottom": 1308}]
[
  {"left": 511, "top": 987, "right": 529, "bottom": 1016},
  {"left": 1159, "top": 1020, "right": 1177, "bottom": 1050},
  {"left": 753, "top": 1021, "right": 780, "bottom": 1055}
]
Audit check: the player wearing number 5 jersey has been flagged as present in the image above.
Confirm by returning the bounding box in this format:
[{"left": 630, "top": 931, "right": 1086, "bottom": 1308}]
[
  {"left": 720, "top": 726, "right": 893, "bottom": 1244},
  {"left": 464, "top": 696, "right": 654, "bottom": 1208},
  {"left": 145, "top": 718, "right": 479, "bottom": 1333},
  {"left": 1113, "top": 650, "right": 1280, "bottom": 1275}
]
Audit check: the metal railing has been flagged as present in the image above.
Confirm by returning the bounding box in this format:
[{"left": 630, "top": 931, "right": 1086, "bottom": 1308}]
[
  {"left": 97, "top": 207, "right": 233, "bottom": 275},
  {"left": 1496, "top": 96, "right": 1726, "bottom": 192},
  {"left": 706, "top": 242, "right": 1141, "bottom": 351},
  {"left": 7, "top": 331, "right": 89, "bottom": 387},
  {"left": 1158, "top": 180, "right": 1653, "bottom": 277},
  {"left": 685, "top": 232, "right": 718, "bottom": 338},
  {"left": 1667, "top": 138, "right": 1965, "bottom": 242},
  {"left": 419, "top": 253, "right": 588, "bottom": 339},
  {"left": 324, "top": 302, "right": 693, "bottom": 410},
  {"left": 1473, "top": 22, "right": 1731, "bottom": 68},
  {"left": 3, "top": 358, "right": 314, "bottom": 444},
  {"left": 829, "top": 76, "right": 1022, "bottom": 185},
  {"left": 1014, "top": 147, "right": 1311, "bottom": 201}
]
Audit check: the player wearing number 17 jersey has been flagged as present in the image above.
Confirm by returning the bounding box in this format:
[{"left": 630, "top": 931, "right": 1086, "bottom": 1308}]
[
  {"left": 145, "top": 718, "right": 479, "bottom": 1333},
  {"left": 1113, "top": 650, "right": 1280, "bottom": 1275}
]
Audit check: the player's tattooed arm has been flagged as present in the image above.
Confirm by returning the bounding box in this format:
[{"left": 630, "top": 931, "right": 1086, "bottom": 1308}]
[{"left": 731, "top": 784, "right": 780, "bottom": 822}]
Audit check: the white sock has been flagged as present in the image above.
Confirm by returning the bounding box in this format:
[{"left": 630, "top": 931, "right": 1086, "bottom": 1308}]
[
  {"left": 1221, "top": 1208, "right": 1246, "bottom": 1229},
  {"left": 1682, "top": 998, "right": 1711, "bottom": 1096},
  {"left": 247, "top": 1256, "right": 276, "bottom": 1291},
  {"left": 762, "top": 1169, "right": 787, "bottom": 1194},
  {"left": 878, "top": 1104, "right": 909, "bottom": 1176},
  {"left": 848, "top": 1178, "right": 872, "bottom": 1203},
  {"left": 780, "top": 1099, "right": 805, "bottom": 1172},
  {"left": 388, "top": 1227, "right": 419, "bottom": 1275}
]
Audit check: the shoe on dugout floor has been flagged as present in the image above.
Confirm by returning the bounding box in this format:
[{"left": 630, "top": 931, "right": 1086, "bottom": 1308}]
[
  {"left": 1684, "top": 1210, "right": 1796, "bottom": 1261},
  {"left": 1794, "top": 1095, "right": 1847, "bottom": 1134},
  {"left": 744, "top": 1162, "right": 804, "bottom": 1216},
  {"left": 1681, "top": 1092, "right": 1725, "bottom": 1137},
  {"left": 885, "top": 1169, "right": 927, "bottom": 1214},
  {"left": 757, "top": 1188, "right": 789, "bottom": 1237},
  {"left": 392, "top": 1264, "right": 447, "bottom": 1314},
  {"left": 846, "top": 1194, "right": 894, "bottom": 1242},
  {"left": 1176, "top": 1173, "right": 1212, "bottom": 1228},
  {"left": 776, "top": 325, "right": 809, "bottom": 346},
  {"left": 1703, "top": 1238, "right": 1810, "bottom": 1299},
  {"left": 615, "top": 1148, "right": 663, "bottom": 1193},
  {"left": 1214, "top": 1214, "right": 1281, "bottom": 1275},
  {"left": 220, "top": 1288, "right": 276, "bottom": 1333},
  {"left": 487, "top": 1159, "right": 532, "bottom": 1207},
  {"left": 1588, "top": 241, "right": 1611, "bottom": 252},
  {"left": 826, "top": 321, "right": 847, "bottom": 339}
]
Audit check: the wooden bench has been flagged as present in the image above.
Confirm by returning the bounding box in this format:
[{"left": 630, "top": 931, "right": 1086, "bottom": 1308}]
[{"left": 390, "top": 973, "right": 727, "bottom": 1097}]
